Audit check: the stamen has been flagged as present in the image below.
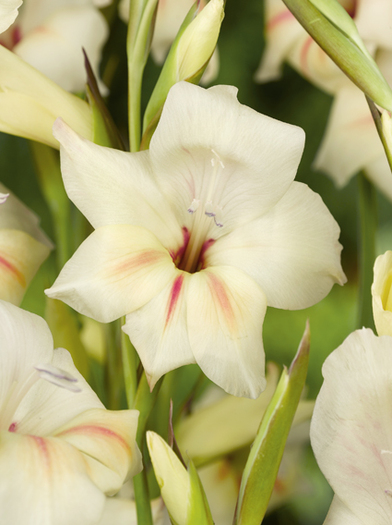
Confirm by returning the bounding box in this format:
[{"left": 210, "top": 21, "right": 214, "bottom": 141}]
[
  {"left": 385, "top": 489, "right": 392, "bottom": 497},
  {"left": 187, "top": 199, "right": 200, "bottom": 214},
  {"left": 205, "top": 202, "right": 215, "bottom": 217},
  {"left": 0, "top": 192, "right": 9, "bottom": 204},
  {"left": 211, "top": 149, "right": 225, "bottom": 168},
  {"left": 35, "top": 363, "right": 81, "bottom": 393},
  {"left": 214, "top": 207, "right": 223, "bottom": 228}
]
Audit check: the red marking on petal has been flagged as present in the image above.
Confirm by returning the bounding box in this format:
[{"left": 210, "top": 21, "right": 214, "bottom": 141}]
[
  {"left": 267, "top": 9, "right": 295, "bottom": 31},
  {"left": 170, "top": 227, "right": 190, "bottom": 267},
  {"left": 114, "top": 250, "right": 164, "bottom": 276},
  {"left": 165, "top": 274, "right": 185, "bottom": 327},
  {"left": 208, "top": 273, "right": 235, "bottom": 328},
  {"left": 57, "top": 425, "right": 130, "bottom": 451},
  {"left": 8, "top": 422, "right": 17, "bottom": 432},
  {"left": 300, "top": 35, "right": 314, "bottom": 74},
  {"left": 199, "top": 238, "right": 215, "bottom": 270},
  {"left": 30, "top": 436, "right": 51, "bottom": 469},
  {"left": 0, "top": 255, "right": 26, "bottom": 287}
]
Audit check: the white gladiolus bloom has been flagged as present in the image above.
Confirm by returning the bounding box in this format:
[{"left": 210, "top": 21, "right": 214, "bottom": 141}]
[
  {"left": 0, "top": 182, "right": 52, "bottom": 305},
  {"left": 0, "top": 0, "right": 22, "bottom": 34},
  {"left": 0, "top": 0, "right": 109, "bottom": 92},
  {"left": 46, "top": 81, "right": 345, "bottom": 398},
  {"left": 256, "top": 0, "right": 392, "bottom": 200},
  {"left": 310, "top": 328, "right": 392, "bottom": 525},
  {"left": 0, "top": 300, "right": 142, "bottom": 524}
]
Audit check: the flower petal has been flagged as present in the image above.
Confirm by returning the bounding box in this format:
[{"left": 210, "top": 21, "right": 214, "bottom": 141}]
[
  {"left": 52, "top": 119, "right": 183, "bottom": 250},
  {"left": 0, "top": 0, "right": 21, "bottom": 34},
  {"left": 0, "top": 229, "right": 51, "bottom": 305},
  {"left": 14, "top": 347, "right": 103, "bottom": 437},
  {"left": 310, "top": 329, "right": 392, "bottom": 525},
  {"left": 314, "top": 87, "right": 384, "bottom": 187},
  {"left": 55, "top": 408, "right": 142, "bottom": 494},
  {"left": 0, "top": 431, "right": 106, "bottom": 525},
  {"left": 123, "top": 272, "right": 195, "bottom": 390},
  {"left": 187, "top": 266, "right": 267, "bottom": 398},
  {"left": 0, "top": 300, "right": 53, "bottom": 408},
  {"left": 323, "top": 496, "right": 364, "bottom": 525},
  {"left": 15, "top": 7, "right": 108, "bottom": 92},
  {"left": 206, "top": 182, "right": 346, "bottom": 310},
  {"left": 355, "top": 0, "right": 392, "bottom": 51},
  {"left": 46, "top": 224, "right": 177, "bottom": 323},
  {"left": 150, "top": 81, "right": 305, "bottom": 236},
  {"left": 372, "top": 251, "right": 392, "bottom": 337}
]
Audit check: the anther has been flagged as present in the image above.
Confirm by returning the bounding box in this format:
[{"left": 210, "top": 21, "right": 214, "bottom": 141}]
[
  {"left": 187, "top": 199, "right": 200, "bottom": 214},
  {"left": 205, "top": 202, "right": 215, "bottom": 217}
]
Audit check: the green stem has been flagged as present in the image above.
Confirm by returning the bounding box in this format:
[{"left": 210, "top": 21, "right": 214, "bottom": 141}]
[
  {"left": 357, "top": 172, "right": 377, "bottom": 330},
  {"left": 104, "top": 320, "right": 123, "bottom": 409},
  {"left": 121, "top": 323, "right": 139, "bottom": 408},
  {"left": 132, "top": 373, "right": 163, "bottom": 525}
]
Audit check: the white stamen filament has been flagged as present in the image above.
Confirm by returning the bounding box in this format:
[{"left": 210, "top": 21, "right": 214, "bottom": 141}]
[{"left": 187, "top": 199, "right": 200, "bottom": 214}]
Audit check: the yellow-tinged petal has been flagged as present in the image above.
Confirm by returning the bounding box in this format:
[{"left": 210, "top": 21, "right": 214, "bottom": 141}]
[
  {"left": 372, "top": 251, "right": 392, "bottom": 337},
  {"left": 187, "top": 266, "right": 267, "bottom": 399},
  {"left": 46, "top": 224, "right": 178, "bottom": 323},
  {"left": 123, "top": 271, "right": 195, "bottom": 391},
  {"left": 0, "top": 431, "right": 106, "bottom": 525},
  {"left": 147, "top": 431, "right": 190, "bottom": 525},
  {"left": 55, "top": 408, "right": 142, "bottom": 495},
  {"left": 0, "top": 229, "right": 51, "bottom": 305}
]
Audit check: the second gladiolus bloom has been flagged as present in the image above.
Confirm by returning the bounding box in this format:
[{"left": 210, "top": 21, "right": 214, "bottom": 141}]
[{"left": 46, "top": 82, "right": 346, "bottom": 398}]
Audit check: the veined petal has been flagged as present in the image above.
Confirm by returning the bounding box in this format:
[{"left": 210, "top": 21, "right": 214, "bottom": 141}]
[
  {"left": 187, "top": 266, "right": 267, "bottom": 398},
  {"left": 123, "top": 272, "right": 195, "bottom": 390},
  {"left": 0, "top": 300, "right": 53, "bottom": 409},
  {"left": 323, "top": 496, "right": 364, "bottom": 525},
  {"left": 0, "top": 229, "right": 51, "bottom": 305},
  {"left": 53, "top": 119, "right": 183, "bottom": 250},
  {"left": 310, "top": 329, "right": 392, "bottom": 525},
  {"left": 14, "top": 348, "right": 103, "bottom": 437},
  {"left": 0, "top": 0, "right": 22, "bottom": 34},
  {"left": 46, "top": 225, "right": 177, "bottom": 323},
  {"left": 15, "top": 7, "right": 108, "bottom": 93},
  {"left": 55, "top": 408, "right": 142, "bottom": 494},
  {"left": 206, "top": 182, "right": 345, "bottom": 310},
  {"left": 314, "top": 87, "right": 385, "bottom": 188},
  {"left": 98, "top": 497, "right": 165, "bottom": 525},
  {"left": 150, "top": 82, "right": 305, "bottom": 236},
  {"left": 0, "top": 431, "right": 106, "bottom": 525}
]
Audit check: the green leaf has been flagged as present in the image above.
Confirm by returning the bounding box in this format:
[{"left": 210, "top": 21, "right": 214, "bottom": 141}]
[
  {"left": 186, "top": 460, "right": 214, "bottom": 525},
  {"left": 234, "top": 321, "right": 310, "bottom": 525}
]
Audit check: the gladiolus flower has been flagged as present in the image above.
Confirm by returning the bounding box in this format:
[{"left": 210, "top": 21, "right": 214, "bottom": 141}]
[
  {"left": 310, "top": 328, "right": 392, "bottom": 524},
  {"left": 46, "top": 81, "right": 345, "bottom": 398},
  {"left": 257, "top": 0, "right": 392, "bottom": 200},
  {"left": 0, "top": 183, "right": 52, "bottom": 305},
  {"left": 0, "top": 299, "right": 142, "bottom": 524},
  {"left": 0, "top": 0, "right": 22, "bottom": 34},
  {"left": 0, "top": 0, "right": 109, "bottom": 92},
  {"left": 372, "top": 250, "right": 392, "bottom": 337}
]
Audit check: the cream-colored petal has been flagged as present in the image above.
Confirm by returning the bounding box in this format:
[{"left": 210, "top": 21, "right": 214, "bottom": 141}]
[
  {"left": 187, "top": 266, "right": 267, "bottom": 398},
  {"left": 310, "top": 329, "right": 392, "bottom": 525},
  {"left": 123, "top": 272, "right": 195, "bottom": 390},
  {"left": 0, "top": 46, "right": 93, "bottom": 145},
  {"left": 0, "top": 0, "right": 21, "bottom": 34},
  {"left": 314, "top": 86, "right": 384, "bottom": 187},
  {"left": 98, "top": 497, "right": 166, "bottom": 525},
  {"left": 355, "top": 0, "right": 392, "bottom": 51},
  {"left": 55, "top": 408, "right": 142, "bottom": 494},
  {"left": 46, "top": 225, "right": 177, "bottom": 323},
  {"left": 0, "top": 229, "right": 51, "bottom": 305},
  {"left": 15, "top": 7, "right": 108, "bottom": 92},
  {"left": 206, "top": 182, "right": 345, "bottom": 310},
  {"left": 372, "top": 251, "right": 392, "bottom": 337},
  {"left": 53, "top": 119, "right": 183, "bottom": 250},
  {"left": 0, "top": 431, "right": 106, "bottom": 525},
  {"left": 14, "top": 348, "right": 103, "bottom": 436},
  {"left": 364, "top": 156, "right": 392, "bottom": 203},
  {"left": 323, "top": 496, "right": 365, "bottom": 525},
  {"left": 0, "top": 300, "right": 53, "bottom": 409},
  {"left": 150, "top": 82, "right": 305, "bottom": 237},
  {"left": 255, "top": 0, "right": 305, "bottom": 83}
]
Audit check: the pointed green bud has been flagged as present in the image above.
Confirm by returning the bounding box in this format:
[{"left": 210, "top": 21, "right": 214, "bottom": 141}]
[
  {"left": 234, "top": 321, "right": 310, "bottom": 525},
  {"left": 141, "top": 0, "right": 224, "bottom": 149},
  {"left": 282, "top": 0, "right": 392, "bottom": 111}
]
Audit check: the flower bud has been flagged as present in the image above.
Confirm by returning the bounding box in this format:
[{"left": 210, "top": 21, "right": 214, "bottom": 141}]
[{"left": 372, "top": 251, "right": 392, "bottom": 336}]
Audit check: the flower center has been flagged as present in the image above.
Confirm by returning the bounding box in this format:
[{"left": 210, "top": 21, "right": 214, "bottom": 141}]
[
  {"left": 0, "top": 363, "right": 81, "bottom": 433},
  {"left": 177, "top": 150, "right": 224, "bottom": 274},
  {"left": 0, "top": 26, "right": 22, "bottom": 51}
]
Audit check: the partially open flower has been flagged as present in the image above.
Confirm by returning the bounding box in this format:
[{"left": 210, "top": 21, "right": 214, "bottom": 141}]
[
  {"left": 46, "top": 81, "right": 345, "bottom": 398},
  {"left": 0, "top": 299, "right": 142, "bottom": 524},
  {"left": 0, "top": 183, "right": 52, "bottom": 305},
  {"left": 0, "top": 0, "right": 109, "bottom": 92}
]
